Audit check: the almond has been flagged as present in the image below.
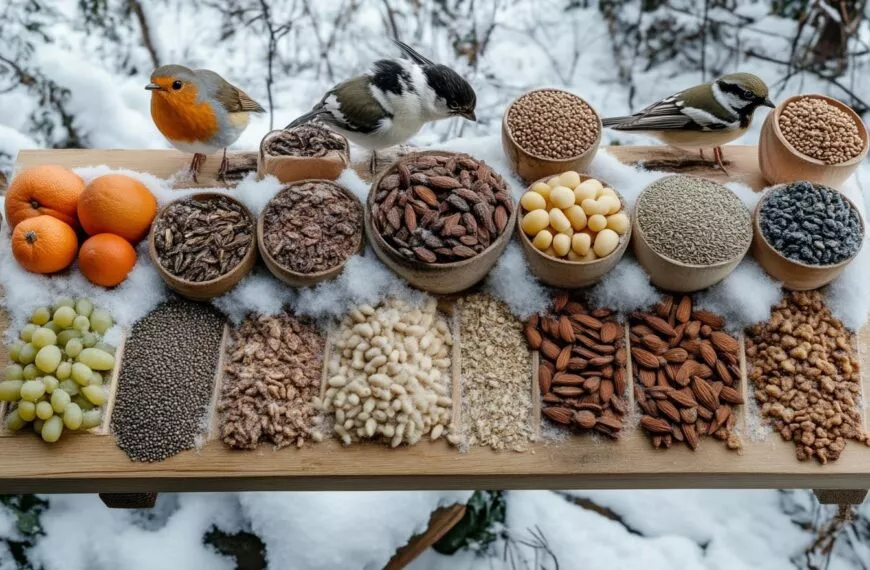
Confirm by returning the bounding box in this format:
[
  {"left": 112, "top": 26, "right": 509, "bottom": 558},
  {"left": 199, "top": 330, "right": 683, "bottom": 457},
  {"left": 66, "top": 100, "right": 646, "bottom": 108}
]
[
  {"left": 675, "top": 360, "right": 700, "bottom": 386},
  {"left": 675, "top": 296, "right": 693, "bottom": 323},
  {"left": 663, "top": 348, "right": 689, "bottom": 363},
  {"left": 610, "top": 395, "right": 627, "bottom": 415},
  {"left": 599, "top": 379, "right": 614, "bottom": 403},
  {"left": 681, "top": 339, "right": 702, "bottom": 355},
  {"left": 597, "top": 415, "right": 623, "bottom": 431},
  {"left": 615, "top": 347, "right": 627, "bottom": 366},
  {"left": 553, "top": 373, "right": 584, "bottom": 386},
  {"left": 428, "top": 175, "right": 462, "bottom": 190},
  {"left": 576, "top": 402, "right": 603, "bottom": 413},
  {"left": 669, "top": 388, "right": 698, "bottom": 408},
  {"left": 540, "top": 339, "right": 561, "bottom": 360},
  {"left": 556, "top": 345, "right": 572, "bottom": 371},
  {"left": 613, "top": 368, "right": 626, "bottom": 395},
  {"left": 712, "top": 405, "right": 731, "bottom": 432},
  {"left": 700, "top": 324, "right": 712, "bottom": 338},
  {"left": 682, "top": 423, "right": 699, "bottom": 450},
  {"left": 494, "top": 205, "right": 509, "bottom": 233},
  {"left": 711, "top": 331, "right": 740, "bottom": 354},
  {"left": 631, "top": 348, "right": 661, "bottom": 369},
  {"left": 641, "top": 415, "right": 673, "bottom": 434},
  {"left": 583, "top": 376, "right": 601, "bottom": 392},
  {"left": 657, "top": 400, "right": 681, "bottom": 422},
  {"left": 691, "top": 376, "right": 719, "bottom": 411},
  {"left": 685, "top": 320, "right": 702, "bottom": 339},
  {"left": 562, "top": 301, "right": 585, "bottom": 315},
  {"left": 558, "top": 316, "right": 575, "bottom": 343},
  {"left": 553, "top": 386, "right": 584, "bottom": 397},
  {"left": 697, "top": 363, "right": 713, "bottom": 379},
  {"left": 524, "top": 327, "right": 543, "bottom": 350},
  {"left": 656, "top": 369, "right": 670, "bottom": 388},
  {"left": 543, "top": 407, "right": 573, "bottom": 425},
  {"left": 573, "top": 314, "right": 603, "bottom": 330},
  {"left": 600, "top": 321, "right": 622, "bottom": 344},
  {"left": 719, "top": 385, "right": 745, "bottom": 405},
  {"left": 553, "top": 292, "right": 570, "bottom": 312},
  {"left": 670, "top": 322, "right": 687, "bottom": 348},
  {"left": 698, "top": 406, "right": 713, "bottom": 421},
  {"left": 642, "top": 334, "right": 669, "bottom": 354},
  {"left": 642, "top": 314, "right": 677, "bottom": 337},
  {"left": 538, "top": 364, "right": 552, "bottom": 394},
  {"left": 692, "top": 310, "right": 725, "bottom": 329},
  {"left": 574, "top": 410, "right": 597, "bottom": 429},
  {"left": 680, "top": 406, "right": 698, "bottom": 424},
  {"left": 542, "top": 393, "right": 563, "bottom": 404},
  {"left": 588, "top": 355, "right": 614, "bottom": 367},
  {"left": 699, "top": 342, "right": 718, "bottom": 368},
  {"left": 671, "top": 424, "right": 685, "bottom": 441},
  {"left": 656, "top": 295, "right": 674, "bottom": 318},
  {"left": 631, "top": 324, "right": 655, "bottom": 337},
  {"left": 567, "top": 357, "right": 588, "bottom": 370},
  {"left": 637, "top": 368, "right": 656, "bottom": 388},
  {"left": 715, "top": 361, "right": 733, "bottom": 385}
]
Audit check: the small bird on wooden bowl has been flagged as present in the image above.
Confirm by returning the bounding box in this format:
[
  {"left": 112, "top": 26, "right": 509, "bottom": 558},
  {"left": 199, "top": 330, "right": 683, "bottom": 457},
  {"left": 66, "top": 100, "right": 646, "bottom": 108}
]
[
  {"left": 286, "top": 39, "right": 477, "bottom": 173},
  {"left": 602, "top": 73, "right": 774, "bottom": 173},
  {"left": 146, "top": 65, "right": 266, "bottom": 182}
]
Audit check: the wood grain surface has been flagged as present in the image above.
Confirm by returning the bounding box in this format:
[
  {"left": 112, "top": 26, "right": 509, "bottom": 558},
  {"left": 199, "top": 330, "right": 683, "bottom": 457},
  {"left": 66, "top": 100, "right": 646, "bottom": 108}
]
[{"left": 2, "top": 145, "right": 870, "bottom": 494}]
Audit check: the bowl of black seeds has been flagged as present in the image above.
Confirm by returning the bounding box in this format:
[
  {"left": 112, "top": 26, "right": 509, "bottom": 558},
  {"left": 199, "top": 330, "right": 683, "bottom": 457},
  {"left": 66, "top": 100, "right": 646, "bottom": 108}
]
[
  {"left": 753, "top": 181, "right": 865, "bottom": 290},
  {"left": 257, "top": 124, "right": 350, "bottom": 183},
  {"left": 632, "top": 175, "right": 753, "bottom": 292}
]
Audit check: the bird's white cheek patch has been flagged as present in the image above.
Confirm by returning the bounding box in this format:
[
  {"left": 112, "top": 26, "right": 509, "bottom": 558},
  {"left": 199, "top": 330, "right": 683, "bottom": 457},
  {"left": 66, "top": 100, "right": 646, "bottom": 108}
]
[{"left": 681, "top": 106, "right": 734, "bottom": 130}]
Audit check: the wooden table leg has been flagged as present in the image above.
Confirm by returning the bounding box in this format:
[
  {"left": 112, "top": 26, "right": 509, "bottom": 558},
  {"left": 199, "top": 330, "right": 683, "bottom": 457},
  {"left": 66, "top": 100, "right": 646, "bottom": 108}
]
[
  {"left": 812, "top": 489, "right": 868, "bottom": 505},
  {"left": 383, "top": 504, "right": 467, "bottom": 570},
  {"left": 99, "top": 492, "right": 158, "bottom": 509}
]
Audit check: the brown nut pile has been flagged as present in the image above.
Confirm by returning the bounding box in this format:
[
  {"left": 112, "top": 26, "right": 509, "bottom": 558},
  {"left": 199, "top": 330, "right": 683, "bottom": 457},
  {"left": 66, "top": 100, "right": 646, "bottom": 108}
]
[
  {"left": 507, "top": 89, "right": 600, "bottom": 160},
  {"left": 265, "top": 124, "right": 347, "bottom": 158},
  {"left": 262, "top": 181, "right": 363, "bottom": 274},
  {"left": 631, "top": 296, "right": 744, "bottom": 451},
  {"left": 524, "top": 292, "right": 627, "bottom": 438},
  {"left": 219, "top": 312, "right": 324, "bottom": 450},
  {"left": 778, "top": 97, "right": 865, "bottom": 164},
  {"left": 371, "top": 153, "right": 513, "bottom": 264},
  {"left": 745, "top": 291, "right": 867, "bottom": 464},
  {"left": 153, "top": 196, "right": 254, "bottom": 282}
]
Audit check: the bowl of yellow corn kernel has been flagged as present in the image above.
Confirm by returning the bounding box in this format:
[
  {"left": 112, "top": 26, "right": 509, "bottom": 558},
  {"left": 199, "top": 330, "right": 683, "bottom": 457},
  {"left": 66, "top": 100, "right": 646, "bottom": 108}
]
[{"left": 516, "top": 171, "right": 631, "bottom": 288}]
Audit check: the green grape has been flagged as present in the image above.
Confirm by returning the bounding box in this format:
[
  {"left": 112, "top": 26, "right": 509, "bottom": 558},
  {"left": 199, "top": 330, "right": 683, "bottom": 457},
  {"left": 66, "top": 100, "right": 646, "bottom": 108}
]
[
  {"left": 41, "top": 416, "right": 63, "bottom": 443},
  {"left": 20, "top": 380, "right": 46, "bottom": 402},
  {"left": 73, "top": 316, "right": 90, "bottom": 333},
  {"left": 30, "top": 307, "right": 51, "bottom": 326},
  {"left": 94, "top": 342, "right": 116, "bottom": 356},
  {"left": 78, "top": 348, "right": 114, "bottom": 371},
  {"left": 89, "top": 372, "right": 104, "bottom": 386},
  {"left": 8, "top": 342, "right": 22, "bottom": 363},
  {"left": 71, "top": 362, "right": 92, "bottom": 386},
  {"left": 56, "top": 330, "right": 82, "bottom": 347},
  {"left": 56, "top": 362, "right": 72, "bottom": 381},
  {"left": 6, "top": 410, "right": 26, "bottom": 432},
  {"left": 42, "top": 375, "right": 58, "bottom": 394},
  {"left": 20, "top": 324, "right": 37, "bottom": 342},
  {"left": 32, "top": 418, "right": 44, "bottom": 434},
  {"left": 81, "top": 385, "right": 106, "bottom": 406},
  {"left": 22, "top": 364, "right": 39, "bottom": 380},
  {"left": 43, "top": 321, "right": 61, "bottom": 334},
  {"left": 31, "top": 327, "right": 58, "bottom": 350},
  {"left": 36, "top": 401, "right": 54, "bottom": 420},
  {"left": 52, "top": 297, "right": 75, "bottom": 312},
  {"left": 74, "top": 396, "right": 94, "bottom": 411},
  {"left": 51, "top": 389, "right": 71, "bottom": 414},
  {"left": 5, "top": 364, "right": 23, "bottom": 381},
  {"left": 35, "top": 345, "right": 62, "bottom": 373},
  {"left": 59, "top": 380, "right": 79, "bottom": 396},
  {"left": 18, "top": 401, "right": 36, "bottom": 422},
  {"left": 65, "top": 339, "right": 83, "bottom": 358},
  {"left": 75, "top": 299, "right": 94, "bottom": 317},
  {"left": 90, "top": 309, "right": 113, "bottom": 335},
  {"left": 0, "top": 380, "right": 23, "bottom": 401},
  {"left": 17, "top": 343, "right": 37, "bottom": 365},
  {"left": 81, "top": 409, "right": 102, "bottom": 430},
  {"left": 53, "top": 306, "right": 76, "bottom": 328},
  {"left": 81, "top": 332, "right": 98, "bottom": 348},
  {"left": 63, "top": 403, "right": 83, "bottom": 430}
]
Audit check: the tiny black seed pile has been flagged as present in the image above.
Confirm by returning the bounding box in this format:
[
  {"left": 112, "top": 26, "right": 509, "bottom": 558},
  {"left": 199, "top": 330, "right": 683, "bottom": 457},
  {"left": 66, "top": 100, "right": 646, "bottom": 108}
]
[
  {"left": 112, "top": 299, "right": 225, "bottom": 462},
  {"left": 760, "top": 182, "right": 863, "bottom": 266}
]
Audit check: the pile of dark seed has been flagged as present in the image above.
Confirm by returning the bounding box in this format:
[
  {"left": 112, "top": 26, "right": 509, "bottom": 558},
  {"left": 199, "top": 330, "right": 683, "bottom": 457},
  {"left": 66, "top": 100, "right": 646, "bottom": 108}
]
[
  {"left": 112, "top": 300, "right": 225, "bottom": 462},
  {"left": 262, "top": 181, "right": 363, "bottom": 274},
  {"left": 266, "top": 124, "right": 347, "bottom": 158},
  {"left": 636, "top": 175, "right": 752, "bottom": 265},
  {"left": 759, "top": 182, "right": 863, "bottom": 266},
  {"left": 153, "top": 196, "right": 254, "bottom": 282}
]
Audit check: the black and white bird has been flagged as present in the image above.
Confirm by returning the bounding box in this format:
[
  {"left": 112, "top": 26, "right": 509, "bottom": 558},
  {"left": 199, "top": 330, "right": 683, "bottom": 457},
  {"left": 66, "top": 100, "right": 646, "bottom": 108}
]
[
  {"left": 286, "top": 39, "right": 477, "bottom": 171},
  {"left": 602, "top": 73, "right": 774, "bottom": 172}
]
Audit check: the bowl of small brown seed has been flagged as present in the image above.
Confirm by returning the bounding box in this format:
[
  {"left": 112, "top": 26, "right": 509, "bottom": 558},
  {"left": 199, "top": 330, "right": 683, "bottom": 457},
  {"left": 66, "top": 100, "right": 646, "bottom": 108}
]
[
  {"left": 258, "top": 179, "right": 364, "bottom": 287},
  {"left": 502, "top": 88, "right": 602, "bottom": 184},
  {"left": 366, "top": 151, "right": 517, "bottom": 294},
  {"left": 759, "top": 94, "right": 868, "bottom": 189},
  {"left": 149, "top": 193, "right": 258, "bottom": 300},
  {"left": 257, "top": 124, "right": 350, "bottom": 183}
]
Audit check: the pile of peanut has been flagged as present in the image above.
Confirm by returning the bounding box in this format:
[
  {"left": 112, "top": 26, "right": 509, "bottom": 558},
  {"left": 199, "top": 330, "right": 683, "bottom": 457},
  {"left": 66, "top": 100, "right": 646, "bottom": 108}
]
[
  {"left": 746, "top": 291, "right": 868, "bottom": 463},
  {"left": 631, "top": 296, "right": 743, "bottom": 451},
  {"left": 524, "top": 293, "right": 627, "bottom": 437},
  {"left": 778, "top": 97, "right": 865, "bottom": 164}
]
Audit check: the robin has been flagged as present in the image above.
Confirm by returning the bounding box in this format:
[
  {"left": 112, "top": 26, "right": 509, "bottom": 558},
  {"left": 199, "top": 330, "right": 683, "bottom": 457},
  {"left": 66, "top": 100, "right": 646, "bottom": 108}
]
[{"left": 146, "top": 65, "right": 265, "bottom": 181}]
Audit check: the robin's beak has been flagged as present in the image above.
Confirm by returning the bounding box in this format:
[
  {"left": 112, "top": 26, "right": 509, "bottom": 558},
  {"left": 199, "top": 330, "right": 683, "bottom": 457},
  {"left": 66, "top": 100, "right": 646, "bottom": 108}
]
[
  {"left": 460, "top": 110, "right": 477, "bottom": 122},
  {"left": 762, "top": 98, "right": 775, "bottom": 108},
  {"left": 145, "top": 83, "right": 162, "bottom": 91}
]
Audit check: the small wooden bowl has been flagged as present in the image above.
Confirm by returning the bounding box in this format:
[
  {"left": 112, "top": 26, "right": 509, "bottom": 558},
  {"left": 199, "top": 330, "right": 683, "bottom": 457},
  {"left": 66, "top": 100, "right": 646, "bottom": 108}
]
[
  {"left": 759, "top": 94, "right": 869, "bottom": 189},
  {"left": 366, "top": 151, "right": 517, "bottom": 295},
  {"left": 149, "top": 192, "right": 257, "bottom": 301},
  {"left": 751, "top": 184, "right": 865, "bottom": 290},
  {"left": 502, "top": 88, "right": 603, "bottom": 184},
  {"left": 517, "top": 175, "right": 631, "bottom": 288},
  {"left": 258, "top": 180, "right": 365, "bottom": 287},
  {"left": 632, "top": 177, "right": 752, "bottom": 293},
  {"left": 257, "top": 128, "right": 350, "bottom": 183}
]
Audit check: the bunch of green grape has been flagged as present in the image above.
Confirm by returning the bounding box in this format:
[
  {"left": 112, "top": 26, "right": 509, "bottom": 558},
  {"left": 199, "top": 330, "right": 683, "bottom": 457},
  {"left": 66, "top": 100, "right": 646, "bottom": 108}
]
[{"left": 1, "top": 297, "right": 115, "bottom": 443}]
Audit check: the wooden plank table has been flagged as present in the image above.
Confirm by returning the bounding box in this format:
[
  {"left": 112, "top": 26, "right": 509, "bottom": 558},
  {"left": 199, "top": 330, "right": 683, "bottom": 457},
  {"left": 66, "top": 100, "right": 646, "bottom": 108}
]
[{"left": 2, "top": 145, "right": 870, "bottom": 495}]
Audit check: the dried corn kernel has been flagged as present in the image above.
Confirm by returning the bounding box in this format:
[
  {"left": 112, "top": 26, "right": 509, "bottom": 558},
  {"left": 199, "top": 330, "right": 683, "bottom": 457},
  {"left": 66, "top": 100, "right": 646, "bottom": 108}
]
[
  {"left": 559, "top": 171, "right": 582, "bottom": 189},
  {"left": 552, "top": 233, "right": 571, "bottom": 257},
  {"left": 571, "top": 232, "right": 592, "bottom": 256},
  {"left": 533, "top": 230, "right": 554, "bottom": 250},
  {"left": 520, "top": 191, "right": 548, "bottom": 211},
  {"left": 521, "top": 209, "right": 550, "bottom": 235},
  {"left": 607, "top": 212, "right": 629, "bottom": 235},
  {"left": 549, "top": 208, "right": 572, "bottom": 233},
  {"left": 594, "top": 228, "right": 620, "bottom": 257},
  {"left": 549, "top": 186, "right": 575, "bottom": 209},
  {"left": 588, "top": 214, "right": 607, "bottom": 232},
  {"left": 565, "top": 205, "right": 587, "bottom": 231}
]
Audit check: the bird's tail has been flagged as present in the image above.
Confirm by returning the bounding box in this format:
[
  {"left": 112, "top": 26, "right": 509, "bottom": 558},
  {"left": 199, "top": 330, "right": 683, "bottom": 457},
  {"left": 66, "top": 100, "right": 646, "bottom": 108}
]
[
  {"left": 602, "top": 116, "right": 632, "bottom": 128},
  {"left": 285, "top": 109, "right": 326, "bottom": 130}
]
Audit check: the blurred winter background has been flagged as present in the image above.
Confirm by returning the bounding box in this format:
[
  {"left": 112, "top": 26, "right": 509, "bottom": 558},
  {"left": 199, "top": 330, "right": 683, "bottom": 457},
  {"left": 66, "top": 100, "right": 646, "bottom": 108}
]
[{"left": 3, "top": 0, "right": 870, "bottom": 568}]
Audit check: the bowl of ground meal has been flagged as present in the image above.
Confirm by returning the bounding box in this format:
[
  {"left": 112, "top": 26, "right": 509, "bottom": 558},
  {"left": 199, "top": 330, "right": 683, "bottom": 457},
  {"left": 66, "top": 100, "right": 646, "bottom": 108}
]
[
  {"left": 632, "top": 175, "right": 753, "bottom": 292},
  {"left": 759, "top": 94, "right": 868, "bottom": 189}
]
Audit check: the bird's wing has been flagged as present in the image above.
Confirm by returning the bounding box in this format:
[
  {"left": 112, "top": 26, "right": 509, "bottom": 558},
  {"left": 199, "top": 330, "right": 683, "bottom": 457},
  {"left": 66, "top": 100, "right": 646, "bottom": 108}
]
[
  {"left": 605, "top": 85, "right": 736, "bottom": 132},
  {"left": 297, "top": 76, "right": 386, "bottom": 134},
  {"left": 391, "top": 39, "right": 435, "bottom": 66},
  {"left": 199, "top": 69, "right": 266, "bottom": 113}
]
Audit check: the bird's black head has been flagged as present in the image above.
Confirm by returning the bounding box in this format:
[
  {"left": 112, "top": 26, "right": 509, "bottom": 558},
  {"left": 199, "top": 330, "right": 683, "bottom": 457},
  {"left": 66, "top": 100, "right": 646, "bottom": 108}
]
[{"left": 424, "top": 65, "right": 477, "bottom": 121}]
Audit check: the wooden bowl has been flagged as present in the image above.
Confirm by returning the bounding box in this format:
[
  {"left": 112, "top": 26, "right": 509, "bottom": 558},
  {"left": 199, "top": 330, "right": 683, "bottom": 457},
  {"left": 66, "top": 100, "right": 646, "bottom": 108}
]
[
  {"left": 149, "top": 192, "right": 257, "bottom": 301},
  {"left": 517, "top": 175, "right": 631, "bottom": 288},
  {"left": 502, "top": 88, "right": 602, "bottom": 184},
  {"left": 366, "top": 151, "right": 517, "bottom": 295},
  {"left": 759, "top": 94, "right": 869, "bottom": 189},
  {"left": 751, "top": 183, "right": 865, "bottom": 290},
  {"left": 632, "top": 176, "right": 752, "bottom": 293},
  {"left": 257, "top": 128, "right": 350, "bottom": 183},
  {"left": 258, "top": 180, "right": 365, "bottom": 287}
]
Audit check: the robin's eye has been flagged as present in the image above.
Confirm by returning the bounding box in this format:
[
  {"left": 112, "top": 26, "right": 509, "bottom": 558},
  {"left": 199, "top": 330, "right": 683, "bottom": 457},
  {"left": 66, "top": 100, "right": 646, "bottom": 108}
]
[{"left": 172, "top": 80, "right": 183, "bottom": 90}]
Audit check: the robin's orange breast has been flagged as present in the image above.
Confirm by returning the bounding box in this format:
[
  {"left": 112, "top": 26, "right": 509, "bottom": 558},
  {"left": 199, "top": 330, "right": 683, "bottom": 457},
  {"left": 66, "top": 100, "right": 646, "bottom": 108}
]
[{"left": 150, "top": 93, "right": 219, "bottom": 143}]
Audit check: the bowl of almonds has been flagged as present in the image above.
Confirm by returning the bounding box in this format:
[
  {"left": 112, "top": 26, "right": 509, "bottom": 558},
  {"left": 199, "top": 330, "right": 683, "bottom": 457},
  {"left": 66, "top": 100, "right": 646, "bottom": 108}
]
[
  {"left": 759, "top": 94, "right": 868, "bottom": 189},
  {"left": 366, "top": 151, "right": 516, "bottom": 294}
]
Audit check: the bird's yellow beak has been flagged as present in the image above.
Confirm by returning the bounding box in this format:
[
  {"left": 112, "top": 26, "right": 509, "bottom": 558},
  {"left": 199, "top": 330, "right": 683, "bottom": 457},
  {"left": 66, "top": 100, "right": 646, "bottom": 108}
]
[
  {"left": 763, "top": 98, "right": 775, "bottom": 108},
  {"left": 145, "top": 83, "right": 162, "bottom": 91}
]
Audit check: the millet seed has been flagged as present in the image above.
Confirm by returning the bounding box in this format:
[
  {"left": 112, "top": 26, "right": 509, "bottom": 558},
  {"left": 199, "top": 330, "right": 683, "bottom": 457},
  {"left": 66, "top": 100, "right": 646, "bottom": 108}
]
[{"left": 507, "top": 90, "right": 600, "bottom": 160}]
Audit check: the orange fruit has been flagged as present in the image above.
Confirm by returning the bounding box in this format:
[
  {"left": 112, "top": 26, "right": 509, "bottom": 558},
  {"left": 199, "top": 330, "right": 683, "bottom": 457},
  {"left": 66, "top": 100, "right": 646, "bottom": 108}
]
[
  {"left": 11, "top": 215, "right": 78, "bottom": 274},
  {"left": 5, "top": 165, "right": 85, "bottom": 229},
  {"left": 77, "top": 174, "right": 157, "bottom": 243},
  {"left": 78, "top": 234, "right": 138, "bottom": 287}
]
